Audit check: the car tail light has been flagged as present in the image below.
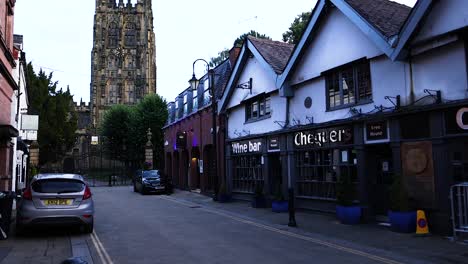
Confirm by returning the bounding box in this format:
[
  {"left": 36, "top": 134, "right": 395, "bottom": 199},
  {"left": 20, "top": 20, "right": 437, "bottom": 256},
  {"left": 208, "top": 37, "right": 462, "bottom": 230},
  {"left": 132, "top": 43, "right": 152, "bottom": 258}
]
[
  {"left": 22, "top": 186, "right": 32, "bottom": 200},
  {"left": 83, "top": 185, "right": 92, "bottom": 200}
]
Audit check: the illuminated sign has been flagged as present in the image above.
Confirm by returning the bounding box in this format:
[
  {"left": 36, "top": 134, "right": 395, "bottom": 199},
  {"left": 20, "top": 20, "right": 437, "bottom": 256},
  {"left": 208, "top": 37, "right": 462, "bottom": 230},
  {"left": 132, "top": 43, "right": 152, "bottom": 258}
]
[
  {"left": 232, "top": 139, "right": 262, "bottom": 154},
  {"left": 294, "top": 126, "right": 352, "bottom": 148},
  {"left": 365, "top": 121, "right": 389, "bottom": 143},
  {"left": 456, "top": 107, "right": 468, "bottom": 130}
]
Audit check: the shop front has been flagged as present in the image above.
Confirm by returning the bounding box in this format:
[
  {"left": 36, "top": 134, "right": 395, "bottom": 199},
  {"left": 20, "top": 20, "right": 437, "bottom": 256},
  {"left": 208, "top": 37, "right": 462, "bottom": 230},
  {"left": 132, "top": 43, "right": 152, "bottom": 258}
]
[{"left": 291, "top": 125, "right": 357, "bottom": 211}]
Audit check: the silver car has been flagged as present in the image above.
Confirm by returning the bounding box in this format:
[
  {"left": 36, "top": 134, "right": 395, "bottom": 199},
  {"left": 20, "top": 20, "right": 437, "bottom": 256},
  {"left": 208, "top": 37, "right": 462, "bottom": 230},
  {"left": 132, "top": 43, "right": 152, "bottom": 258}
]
[{"left": 16, "top": 173, "right": 94, "bottom": 234}]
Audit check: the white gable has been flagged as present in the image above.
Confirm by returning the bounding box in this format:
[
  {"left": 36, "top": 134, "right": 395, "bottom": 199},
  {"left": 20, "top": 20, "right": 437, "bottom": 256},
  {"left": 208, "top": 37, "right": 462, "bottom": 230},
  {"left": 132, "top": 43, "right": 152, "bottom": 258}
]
[
  {"left": 290, "top": 7, "right": 383, "bottom": 86},
  {"left": 412, "top": 0, "right": 468, "bottom": 44},
  {"left": 226, "top": 55, "right": 278, "bottom": 110}
]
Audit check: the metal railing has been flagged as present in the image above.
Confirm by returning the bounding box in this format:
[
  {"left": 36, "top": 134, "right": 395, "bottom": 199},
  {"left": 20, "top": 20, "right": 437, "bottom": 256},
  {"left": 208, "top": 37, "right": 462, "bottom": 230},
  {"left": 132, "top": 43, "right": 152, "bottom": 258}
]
[{"left": 450, "top": 182, "right": 468, "bottom": 240}]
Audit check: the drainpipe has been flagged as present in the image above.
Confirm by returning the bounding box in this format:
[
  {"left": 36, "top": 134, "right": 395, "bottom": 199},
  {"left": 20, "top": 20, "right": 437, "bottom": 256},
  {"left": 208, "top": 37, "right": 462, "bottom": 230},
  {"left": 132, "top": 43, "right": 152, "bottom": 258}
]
[
  {"left": 285, "top": 96, "right": 290, "bottom": 128},
  {"left": 409, "top": 57, "right": 415, "bottom": 104}
]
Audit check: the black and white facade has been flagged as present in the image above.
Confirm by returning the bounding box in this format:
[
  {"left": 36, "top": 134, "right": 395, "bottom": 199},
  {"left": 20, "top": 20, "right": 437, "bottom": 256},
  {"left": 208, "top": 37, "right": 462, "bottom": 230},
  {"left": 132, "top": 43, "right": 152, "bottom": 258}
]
[{"left": 220, "top": 0, "right": 468, "bottom": 234}]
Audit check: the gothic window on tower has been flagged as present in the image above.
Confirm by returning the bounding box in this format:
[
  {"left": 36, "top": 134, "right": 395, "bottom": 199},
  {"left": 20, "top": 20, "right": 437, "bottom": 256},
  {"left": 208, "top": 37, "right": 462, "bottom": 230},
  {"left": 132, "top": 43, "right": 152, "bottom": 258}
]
[
  {"left": 124, "top": 23, "right": 136, "bottom": 47},
  {"left": 118, "top": 84, "right": 123, "bottom": 98},
  {"left": 108, "top": 22, "right": 119, "bottom": 48}
]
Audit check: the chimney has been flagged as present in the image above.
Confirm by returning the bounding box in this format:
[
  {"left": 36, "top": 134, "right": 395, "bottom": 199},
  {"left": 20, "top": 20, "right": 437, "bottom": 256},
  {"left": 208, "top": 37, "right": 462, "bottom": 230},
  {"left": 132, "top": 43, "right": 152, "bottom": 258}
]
[{"left": 229, "top": 46, "right": 241, "bottom": 67}]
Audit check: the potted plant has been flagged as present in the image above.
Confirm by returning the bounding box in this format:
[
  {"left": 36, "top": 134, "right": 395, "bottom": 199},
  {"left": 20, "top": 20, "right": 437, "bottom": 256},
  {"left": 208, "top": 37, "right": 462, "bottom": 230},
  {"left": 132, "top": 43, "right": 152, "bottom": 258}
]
[
  {"left": 251, "top": 183, "right": 267, "bottom": 208},
  {"left": 388, "top": 174, "right": 416, "bottom": 233},
  {"left": 335, "top": 173, "right": 361, "bottom": 225},
  {"left": 217, "top": 182, "right": 231, "bottom": 203},
  {"left": 271, "top": 183, "right": 288, "bottom": 212}
]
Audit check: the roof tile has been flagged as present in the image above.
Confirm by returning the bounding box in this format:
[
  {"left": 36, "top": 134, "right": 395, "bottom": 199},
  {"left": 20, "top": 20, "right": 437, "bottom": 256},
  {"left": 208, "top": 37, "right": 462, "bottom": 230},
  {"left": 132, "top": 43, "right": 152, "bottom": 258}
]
[
  {"left": 247, "top": 36, "right": 295, "bottom": 74},
  {"left": 345, "top": 0, "right": 412, "bottom": 38}
]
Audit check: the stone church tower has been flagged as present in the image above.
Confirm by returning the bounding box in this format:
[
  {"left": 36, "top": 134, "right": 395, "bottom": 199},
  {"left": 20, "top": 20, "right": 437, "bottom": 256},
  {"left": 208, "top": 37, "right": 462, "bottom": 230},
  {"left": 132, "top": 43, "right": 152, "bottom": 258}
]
[{"left": 90, "top": 0, "right": 157, "bottom": 127}]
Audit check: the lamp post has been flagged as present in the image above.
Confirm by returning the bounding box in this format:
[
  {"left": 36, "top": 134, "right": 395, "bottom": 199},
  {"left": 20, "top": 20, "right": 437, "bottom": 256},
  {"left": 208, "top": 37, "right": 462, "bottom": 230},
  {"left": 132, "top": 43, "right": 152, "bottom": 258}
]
[{"left": 189, "top": 59, "right": 218, "bottom": 200}]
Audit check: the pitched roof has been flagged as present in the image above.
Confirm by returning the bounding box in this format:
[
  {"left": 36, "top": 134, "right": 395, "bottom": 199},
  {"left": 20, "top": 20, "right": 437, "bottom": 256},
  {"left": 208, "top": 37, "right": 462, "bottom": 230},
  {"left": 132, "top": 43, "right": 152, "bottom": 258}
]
[
  {"left": 247, "top": 36, "right": 295, "bottom": 74},
  {"left": 345, "top": 0, "right": 412, "bottom": 38},
  {"left": 212, "top": 59, "right": 232, "bottom": 100}
]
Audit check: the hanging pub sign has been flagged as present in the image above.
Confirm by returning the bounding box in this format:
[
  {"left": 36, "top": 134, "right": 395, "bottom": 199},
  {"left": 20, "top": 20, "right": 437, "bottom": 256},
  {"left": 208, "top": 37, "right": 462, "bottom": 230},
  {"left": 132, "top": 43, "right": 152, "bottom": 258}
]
[
  {"left": 365, "top": 121, "right": 389, "bottom": 143},
  {"left": 268, "top": 137, "right": 280, "bottom": 152},
  {"left": 231, "top": 138, "right": 263, "bottom": 154},
  {"left": 294, "top": 126, "right": 353, "bottom": 148},
  {"left": 445, "top": 106, "right": 468, "bottom": 134},
  {"left": 176, "top": 131, "right": 187, "bottom": 149}
]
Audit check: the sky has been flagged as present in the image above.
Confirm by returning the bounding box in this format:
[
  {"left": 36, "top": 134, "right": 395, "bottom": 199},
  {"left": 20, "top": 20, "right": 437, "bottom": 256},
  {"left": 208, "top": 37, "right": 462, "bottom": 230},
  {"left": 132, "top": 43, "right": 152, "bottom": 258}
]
[{"left": 13, "top": 0, "right": 417, "bottom": 104}]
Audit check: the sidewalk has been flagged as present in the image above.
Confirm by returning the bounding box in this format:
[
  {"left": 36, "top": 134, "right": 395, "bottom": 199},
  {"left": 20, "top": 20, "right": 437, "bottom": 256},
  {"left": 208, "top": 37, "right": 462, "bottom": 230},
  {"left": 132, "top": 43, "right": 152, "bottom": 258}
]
[{"left": 169, "top": 189, "right": 468, "bottom": 264}]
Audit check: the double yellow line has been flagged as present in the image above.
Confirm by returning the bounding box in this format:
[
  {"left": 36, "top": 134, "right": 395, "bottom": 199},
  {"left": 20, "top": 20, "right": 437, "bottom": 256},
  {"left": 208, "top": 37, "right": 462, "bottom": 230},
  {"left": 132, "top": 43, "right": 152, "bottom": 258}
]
[
  {"left": 90, "top": 230, "right": 114, "bottom": 264},
  {"left": 160, "top": 196, "right": 404, "bottom": 264}
]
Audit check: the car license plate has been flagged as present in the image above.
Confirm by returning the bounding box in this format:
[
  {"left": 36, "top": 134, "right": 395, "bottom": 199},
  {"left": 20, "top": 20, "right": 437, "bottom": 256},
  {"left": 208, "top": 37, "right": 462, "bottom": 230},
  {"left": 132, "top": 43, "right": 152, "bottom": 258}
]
[{"left": 44, "top": 199, "right": 73, "bottom": 206}]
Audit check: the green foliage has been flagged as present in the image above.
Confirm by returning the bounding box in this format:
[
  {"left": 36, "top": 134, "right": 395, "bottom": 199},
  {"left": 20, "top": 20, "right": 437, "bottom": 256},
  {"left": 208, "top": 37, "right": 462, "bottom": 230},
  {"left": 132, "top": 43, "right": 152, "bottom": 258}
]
[
  {"left": 219, "top": 182, "right": 227, "bottom": 195},
  {"left": 254, "top": 183, "right": 264, "bottom": 198},
  {"left": 209, "top": 49, "right": 230, "bottom": 68},
  {"left": 274, "top": 183, "right": 285, "bottom": 201},
  {"left": 26, "top": 63, "right": 78, "bottom": 165},
  {"left": 233, "top": 30, "right": 271, "bottom": 47},
  {"left": 100, "top": 104, "right": 134, "bottom": 161},
  {"left": 282, "top": 11, "right": 312, "bottom": 44},
  {"left": 336, "top": 173, "right": 356, "bottom": 206},
  {"left": 390, "top": 174, "right": 411, "bottom": 212},
  {"left": 209, "top": 30, "right": 271, "bottom": 67},
  {"left": 100, "top": 93, "right": 168, "bottom": 168}
]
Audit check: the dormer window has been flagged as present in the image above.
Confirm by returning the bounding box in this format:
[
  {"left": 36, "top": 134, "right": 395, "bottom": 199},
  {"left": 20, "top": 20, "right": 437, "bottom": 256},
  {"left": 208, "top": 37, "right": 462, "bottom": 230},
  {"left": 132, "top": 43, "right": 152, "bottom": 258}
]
[{"left": 326, "top": 60, "right": 372, "bottom": 110}]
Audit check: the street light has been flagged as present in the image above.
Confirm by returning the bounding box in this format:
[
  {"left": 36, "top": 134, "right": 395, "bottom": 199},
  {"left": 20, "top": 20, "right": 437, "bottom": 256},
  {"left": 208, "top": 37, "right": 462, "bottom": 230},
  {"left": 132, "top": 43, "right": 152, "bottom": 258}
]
[{"left": 188, "top": 59, "right": 218, "bottom": 200}]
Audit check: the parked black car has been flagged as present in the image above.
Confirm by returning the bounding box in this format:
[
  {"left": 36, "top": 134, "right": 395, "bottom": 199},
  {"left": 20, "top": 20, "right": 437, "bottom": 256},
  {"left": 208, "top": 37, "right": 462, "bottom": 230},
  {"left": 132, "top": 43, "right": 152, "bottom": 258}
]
[{"left": 133, "top": 170, "right": 166, "bottom": 195}]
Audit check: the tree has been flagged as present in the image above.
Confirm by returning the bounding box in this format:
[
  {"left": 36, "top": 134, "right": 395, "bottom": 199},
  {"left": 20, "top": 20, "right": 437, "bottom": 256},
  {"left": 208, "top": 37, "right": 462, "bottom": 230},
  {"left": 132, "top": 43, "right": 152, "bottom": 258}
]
[
  {"left": 209, "top": 30, "right": 271, "bottom": 67},
  {"left": 26, "top": 63, "right": 78, "bottom": 165},
  {"left": 282, "top": 11, "right": 312, "bottom": 44},
  {"left": 100, "top": 93, "right": 168, "bottom": 169},
  {"left": 131, "top": 94, "right": 168, "bottom": 169},
  {"left": 100, "top": 104, "right": 134, "bottom": 161}
]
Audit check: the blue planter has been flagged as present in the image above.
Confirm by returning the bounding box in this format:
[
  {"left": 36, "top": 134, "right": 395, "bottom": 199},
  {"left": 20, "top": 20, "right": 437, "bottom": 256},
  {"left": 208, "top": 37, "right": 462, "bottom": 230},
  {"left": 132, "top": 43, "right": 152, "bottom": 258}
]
[
  {"left": 388, "top": 210, "right": 416, "bottom": 233},
  {"left": 272, "top": 201, "right": 288, "bottom": 213},
  {"left": 336, "top": 205, "right": 362, "bottom": 225},
  {"left": 251, "top": 196, "right": 267, "bottom": 208}
]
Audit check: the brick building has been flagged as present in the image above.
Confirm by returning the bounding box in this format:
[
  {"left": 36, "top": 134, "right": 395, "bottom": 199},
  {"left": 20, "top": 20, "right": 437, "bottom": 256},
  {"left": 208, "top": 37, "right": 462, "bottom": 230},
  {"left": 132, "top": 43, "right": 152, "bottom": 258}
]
[{"left": 0, "top": 0, "right": 18, "bottom": 191}]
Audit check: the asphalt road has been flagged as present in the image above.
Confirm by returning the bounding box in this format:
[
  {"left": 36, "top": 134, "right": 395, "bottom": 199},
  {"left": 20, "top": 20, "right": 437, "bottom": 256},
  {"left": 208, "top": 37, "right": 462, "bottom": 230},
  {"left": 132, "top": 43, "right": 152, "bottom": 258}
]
[{"left": 87, "top": 186, "right": 397, "bottom": 264}]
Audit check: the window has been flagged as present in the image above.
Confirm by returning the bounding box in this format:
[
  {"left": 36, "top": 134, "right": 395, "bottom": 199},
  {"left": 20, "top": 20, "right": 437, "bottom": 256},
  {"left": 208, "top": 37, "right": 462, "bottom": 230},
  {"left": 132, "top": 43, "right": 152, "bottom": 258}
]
[
  {"left": 192, "top": 88, "right": 198, "bottom": 111},
  {"left": 245, "top": 95, "right": 271, "bottom": 122},
  {"left": 108, "top": 22, "right": 119, "bottom": 48},
  {"left": 232, "top": 155, "right": 263, "bottom": 193},
  {"left": 326, "top": 60, "right": 371, "bottom": 109},
  {"left": 124, "top": 23, "right": 137, "bottom": 46},
  {"left": 295, "top": 148, "right": 357, "bottom": 200},
  {"left": 183, "top": 94, "right": 188, "bottom": 116}
]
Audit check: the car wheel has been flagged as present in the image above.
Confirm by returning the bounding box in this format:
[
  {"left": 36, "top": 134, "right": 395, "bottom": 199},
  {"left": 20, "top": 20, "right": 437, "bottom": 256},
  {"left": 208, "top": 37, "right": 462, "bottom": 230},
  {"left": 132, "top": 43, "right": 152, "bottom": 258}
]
[
  {"left": 15, "top": 220, "right": 25, "bottom": 236},
  {"left": 83, "top": 221, "right": 94, "bottom": 234},
  {"left": 133, "top": 184, "right": 137, "bottom": 192},
  {"left": 140, "top": 186, "right": 146, "bottom": 195}
]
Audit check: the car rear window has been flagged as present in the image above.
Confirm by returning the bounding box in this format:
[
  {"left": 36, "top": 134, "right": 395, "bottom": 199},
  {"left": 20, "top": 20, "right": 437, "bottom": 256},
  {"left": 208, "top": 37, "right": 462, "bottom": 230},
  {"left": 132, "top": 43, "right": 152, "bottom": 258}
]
[
  {"left": 142, "top": 170, "right": 160, "bottom": 178},
  {"left": 32, "top": 179, "right": 85, "bottom": 193}
]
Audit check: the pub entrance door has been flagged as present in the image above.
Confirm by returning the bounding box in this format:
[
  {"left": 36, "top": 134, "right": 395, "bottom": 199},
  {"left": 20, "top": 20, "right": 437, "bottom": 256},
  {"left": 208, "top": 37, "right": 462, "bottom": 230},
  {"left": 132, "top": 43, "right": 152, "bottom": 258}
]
[{"left": 367, "top": 144, "right": 394, "bottom": 216}]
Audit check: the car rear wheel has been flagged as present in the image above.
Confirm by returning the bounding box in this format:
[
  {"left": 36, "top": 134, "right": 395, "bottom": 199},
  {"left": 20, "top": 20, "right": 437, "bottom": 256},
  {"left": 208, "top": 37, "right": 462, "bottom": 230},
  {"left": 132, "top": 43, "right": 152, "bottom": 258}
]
[
  {"left": 15, "top": 219, "right": 25, "bottom": 236},
  {"left": 83, "top": 221, "right": 94, "bottom": 234}
]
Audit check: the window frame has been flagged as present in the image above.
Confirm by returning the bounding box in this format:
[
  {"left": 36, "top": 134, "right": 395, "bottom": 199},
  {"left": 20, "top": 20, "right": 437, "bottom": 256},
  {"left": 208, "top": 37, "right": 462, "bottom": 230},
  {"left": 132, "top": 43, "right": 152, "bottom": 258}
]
[
  {"left": 245, "top": 94, "right": 272, "bottom": 123},
  {"left": 325, "top": 59, "right": 372, "bottom": 111}
]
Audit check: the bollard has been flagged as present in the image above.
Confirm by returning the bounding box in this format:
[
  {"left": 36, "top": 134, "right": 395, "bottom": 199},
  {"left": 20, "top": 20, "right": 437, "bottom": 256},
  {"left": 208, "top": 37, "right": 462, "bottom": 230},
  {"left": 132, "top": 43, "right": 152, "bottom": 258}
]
[{"left": 288, "top": 188, "right": 297, "bottom": 227}]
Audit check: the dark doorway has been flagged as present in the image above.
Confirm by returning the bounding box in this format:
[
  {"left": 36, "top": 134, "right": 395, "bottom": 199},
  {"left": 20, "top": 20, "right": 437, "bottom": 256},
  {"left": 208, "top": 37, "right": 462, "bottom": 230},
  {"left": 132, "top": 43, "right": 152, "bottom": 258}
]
[
  {"left": 367, "top": 145, "right": 394, "bottom": 216},
  {"left": 181, "top": 150, "right": 189, "bottom": 189},
  {"left": 173, "top": 152, "right": 179, "bottom": 187},
  {"left": 269, "top": 153, "right": 282, "bottom": 196},
  {"left": 190, "top": 147, "right": 201, "bottom": 190},
  {"left": 203, "top": 145, "right": 215, "bottom": 192}
]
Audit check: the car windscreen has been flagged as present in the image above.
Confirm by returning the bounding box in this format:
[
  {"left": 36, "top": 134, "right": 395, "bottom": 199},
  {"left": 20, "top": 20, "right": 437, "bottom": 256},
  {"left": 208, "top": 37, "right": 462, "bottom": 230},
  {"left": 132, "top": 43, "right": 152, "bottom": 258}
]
[
  {"left": 32, "top": 179, "right": 85, "bottom": 193},
  {"left": 142, "top": 170, "right": 160, "bottom": 178}
]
